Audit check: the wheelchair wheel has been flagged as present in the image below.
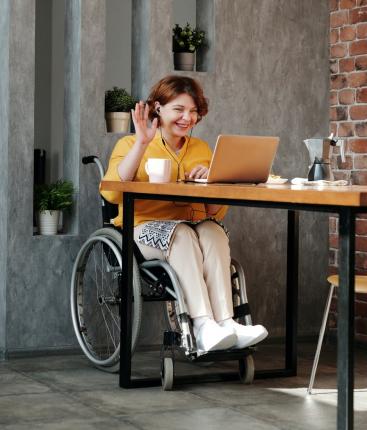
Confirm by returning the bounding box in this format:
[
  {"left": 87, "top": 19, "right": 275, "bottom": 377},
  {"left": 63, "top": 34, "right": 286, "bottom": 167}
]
[
  {"left": 161, "top": 357, "right": 174, "bottom": 391},
  {"left": 71, "top": 228, "right": 142, "bottom": 372},
  {"left": 239, "top": 355, "right": 255, "bottom": 384}
]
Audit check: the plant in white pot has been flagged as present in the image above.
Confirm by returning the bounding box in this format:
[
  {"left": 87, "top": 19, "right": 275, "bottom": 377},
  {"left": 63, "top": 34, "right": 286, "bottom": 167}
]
[
  {"left": 105, "top": 87, "right": 136, "bottom": 133},
  {"left": 34, "top": 180, "right": 74, "bottom": 235},
  {"left": 172, "top": 23, "right": 206, "bottom": 71}
]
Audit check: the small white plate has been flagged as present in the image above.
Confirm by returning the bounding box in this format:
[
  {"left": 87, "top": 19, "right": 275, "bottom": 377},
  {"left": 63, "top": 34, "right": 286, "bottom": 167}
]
[{"left": 266, "top": 177, "right": 288, "bottom": 185}]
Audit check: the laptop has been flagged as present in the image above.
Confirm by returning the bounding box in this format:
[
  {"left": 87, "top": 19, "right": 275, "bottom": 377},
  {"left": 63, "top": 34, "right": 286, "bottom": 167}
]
[{"left": 186, "top": 134, "right": 279, "bottom": 184}]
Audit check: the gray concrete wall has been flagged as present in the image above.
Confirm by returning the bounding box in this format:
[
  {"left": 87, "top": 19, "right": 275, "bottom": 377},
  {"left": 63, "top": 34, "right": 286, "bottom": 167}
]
[
  {"left": 50, "top": 0, "right": 65, "bottom": 182},
  {"left": 105, "top": 0, "right": 132, "bottom": 92},
  {"left": 34, "top": 0, "right": 65, "bottom": 183},
  {"left": 2, "top": 0, "right": 107, "bottom": 356},
  {"left": 0, "top": 0, "right": 10, "bottom": 358},
  {"left": 4, "top": 0, "right": 77, "bottom": 355},
  {"left": 34, "top": 0, "right": 52, "bottom": 179},
  {"left": 104, "top": 0, "right": 197, "bottom": 93},
  {"left": 173, "top": 0, "right": 196, "bottom": 27},
  {"left": 6, "top": 0, "right": 37, "bottom": 353},
  {"left": 1, "top": 0, "right": 330, "bottom": 357}
]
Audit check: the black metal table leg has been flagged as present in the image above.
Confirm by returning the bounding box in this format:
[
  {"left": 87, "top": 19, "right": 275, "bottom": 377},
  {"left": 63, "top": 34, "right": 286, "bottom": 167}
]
[
  {"left": 120, "top": 192, "right": 135, "bottom": 388},
  {"left": 337, "top": 208, "right": 355, "bottom": 430},
  {"left": 118, "top": 196, "right": 302, "bottom": 387},
  {"left": 285, "top": 210, "right": 299, "bottom": 375}
]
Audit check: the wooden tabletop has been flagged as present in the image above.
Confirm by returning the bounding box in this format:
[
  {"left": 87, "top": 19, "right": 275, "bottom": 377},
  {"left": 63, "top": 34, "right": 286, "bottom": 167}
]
[{"left": 100, "top": 180, "right": 367, "bottom": 207}]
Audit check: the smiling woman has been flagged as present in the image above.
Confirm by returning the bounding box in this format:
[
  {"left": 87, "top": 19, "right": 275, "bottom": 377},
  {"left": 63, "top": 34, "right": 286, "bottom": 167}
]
[
  {"left": 100, "top": 75, "right": 268, "bottom": 353},
  {"left": 145, "top": 75, "right": 207, "bottom": 151}
]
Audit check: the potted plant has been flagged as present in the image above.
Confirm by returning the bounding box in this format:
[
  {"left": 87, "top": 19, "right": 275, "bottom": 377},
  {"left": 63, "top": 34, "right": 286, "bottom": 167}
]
[
  {"left": 172, "top": 23, "right": 206, "bottom": 71},
  {"left": 34, "top": 180, "right": 74, "bottom": 235},
  {"left": 105, "top": 87, "right": 136, "bottom": 133}
]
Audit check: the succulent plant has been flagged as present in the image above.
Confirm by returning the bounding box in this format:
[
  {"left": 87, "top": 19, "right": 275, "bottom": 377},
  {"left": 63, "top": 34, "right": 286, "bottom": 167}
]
[
  {"left": 172, "top": 23, "right": 206, "bottom": 53},
  {"left": 105, "top": 87, "right": 137, "bottom": 112}
]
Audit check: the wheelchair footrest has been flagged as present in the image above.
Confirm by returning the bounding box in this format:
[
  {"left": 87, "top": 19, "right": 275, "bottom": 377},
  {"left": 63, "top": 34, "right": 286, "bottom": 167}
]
[{"left": 190, "top": 346, "right": 255, "bottom": 363}]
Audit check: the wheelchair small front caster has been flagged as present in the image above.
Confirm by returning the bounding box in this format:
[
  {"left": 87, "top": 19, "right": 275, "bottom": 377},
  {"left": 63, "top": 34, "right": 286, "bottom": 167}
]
[
  {"left": 238, "top": 354, "right": 255, "bottom": 384},
  {"left": 161, "top": 357, "right": 174, "bottom": 391}
]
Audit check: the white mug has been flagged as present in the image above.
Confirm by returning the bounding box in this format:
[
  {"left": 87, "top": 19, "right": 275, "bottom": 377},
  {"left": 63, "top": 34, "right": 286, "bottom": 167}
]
[{"left": 145, "top": 158, "right": 172, "bottom": 183}]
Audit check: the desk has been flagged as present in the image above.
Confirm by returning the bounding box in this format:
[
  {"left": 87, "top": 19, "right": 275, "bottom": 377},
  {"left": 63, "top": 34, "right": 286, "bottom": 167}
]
[{"left": 100, "top": 180, "right": 367, "bottom": 430}]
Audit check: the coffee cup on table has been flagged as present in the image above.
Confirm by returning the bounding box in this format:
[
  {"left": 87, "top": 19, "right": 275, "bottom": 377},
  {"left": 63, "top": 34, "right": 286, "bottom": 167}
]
[{"left": 145, "top": 158, "right": 172, "bottom": 183}]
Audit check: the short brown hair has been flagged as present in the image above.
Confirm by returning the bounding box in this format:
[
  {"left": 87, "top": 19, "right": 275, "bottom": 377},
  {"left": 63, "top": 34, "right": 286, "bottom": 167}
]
[{"left": 146, "top": 75, "right": 208, "bottom": 124}]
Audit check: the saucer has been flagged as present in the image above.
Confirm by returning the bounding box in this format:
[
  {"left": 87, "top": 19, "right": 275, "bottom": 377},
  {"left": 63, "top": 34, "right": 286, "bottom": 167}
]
[{"left": 266, "top": 177, "right": 288, "bottom": 185}]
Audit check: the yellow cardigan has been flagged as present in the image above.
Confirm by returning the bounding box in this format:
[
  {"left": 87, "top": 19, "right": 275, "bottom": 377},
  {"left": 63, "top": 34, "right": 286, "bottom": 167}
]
[{"left": 100, "top": 133, "right": 227, "bottom": 227}]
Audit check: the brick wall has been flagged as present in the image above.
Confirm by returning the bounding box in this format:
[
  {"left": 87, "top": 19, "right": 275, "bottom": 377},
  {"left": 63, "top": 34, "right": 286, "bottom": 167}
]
[{"left": 329, "top": 0, "right": 367, "bottom": 343}]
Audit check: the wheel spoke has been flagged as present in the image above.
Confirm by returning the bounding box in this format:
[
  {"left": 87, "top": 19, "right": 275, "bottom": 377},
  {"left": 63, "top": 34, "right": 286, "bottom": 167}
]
[
  {"left": 92, "top": 244, "right": 100, "bottom": 300},
  {"left": 100, "top": 244, "right": 105, "bottom": 301},
  {"left": 104, "top": 303, "right": 120, "bottom": 330},
  {"left": 103, "top": 248, "right": 117, "bottom": 297},
  {"left": 100, "top": 302, "right": 117, "bottom": 350}
]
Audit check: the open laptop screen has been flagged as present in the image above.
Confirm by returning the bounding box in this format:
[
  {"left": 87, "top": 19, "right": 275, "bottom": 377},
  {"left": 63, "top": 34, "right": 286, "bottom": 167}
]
[{"left": 187, "top": 135, "right": 279, "bottom": 184}]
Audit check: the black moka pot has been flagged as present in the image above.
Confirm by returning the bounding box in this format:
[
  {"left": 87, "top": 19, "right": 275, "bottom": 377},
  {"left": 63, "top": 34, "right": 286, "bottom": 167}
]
[
  {"left": 307, "top": 156, "right": 333, "bottom": 181},
  {"left": 304, "top": 135, "right": 345, "bottom": 181}
]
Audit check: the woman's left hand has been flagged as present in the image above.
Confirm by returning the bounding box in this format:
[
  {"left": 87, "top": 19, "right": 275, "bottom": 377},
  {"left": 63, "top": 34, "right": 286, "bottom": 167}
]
[{"left": 186, "top": 165, "right": 208, "bottom": 180}]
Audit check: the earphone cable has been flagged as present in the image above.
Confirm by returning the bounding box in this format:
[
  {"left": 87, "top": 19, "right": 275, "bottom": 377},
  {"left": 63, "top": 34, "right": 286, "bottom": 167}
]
[
  {"left": 159, "top": 128, "right": 199, "bottom": 212},
  {"left": 159, "top": 127, "right": 191, "bottom": 182}
]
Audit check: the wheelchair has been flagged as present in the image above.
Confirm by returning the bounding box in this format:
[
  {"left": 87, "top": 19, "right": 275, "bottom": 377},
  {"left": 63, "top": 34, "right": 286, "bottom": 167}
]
[{"left": 70, "top": 156, "right": 256, "bottom": 390}]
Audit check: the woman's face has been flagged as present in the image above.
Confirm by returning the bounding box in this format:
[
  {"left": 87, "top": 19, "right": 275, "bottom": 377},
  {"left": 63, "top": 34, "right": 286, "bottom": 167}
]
[{"left": 156, "top": 93, "right": 198, "bottom": 138}]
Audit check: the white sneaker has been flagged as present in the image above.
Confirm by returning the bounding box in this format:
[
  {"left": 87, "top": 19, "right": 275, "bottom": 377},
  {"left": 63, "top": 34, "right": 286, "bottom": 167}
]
[
  {"left": 219, "top": 319, "right": 268, "bottom": 349},
  {"left": 194, "top": 319, "right": 237, "bottom": 352}
]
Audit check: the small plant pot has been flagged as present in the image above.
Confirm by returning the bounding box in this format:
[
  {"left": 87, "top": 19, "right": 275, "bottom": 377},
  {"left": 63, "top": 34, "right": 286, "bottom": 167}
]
[
  {"left": 38, "top": 210, "right": 60, "bottom": 235},
  {"left": 173, "top": 52, "right": 195, "bottom": 71},
  {"left": 105, "top": 112, "right": 131, "bottom": 133}
]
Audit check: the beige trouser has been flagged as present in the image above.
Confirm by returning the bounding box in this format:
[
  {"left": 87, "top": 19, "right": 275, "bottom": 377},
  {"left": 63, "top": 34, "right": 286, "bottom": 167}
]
[{"left": 134, "top": 220, "right": 234, "bottom": 321}]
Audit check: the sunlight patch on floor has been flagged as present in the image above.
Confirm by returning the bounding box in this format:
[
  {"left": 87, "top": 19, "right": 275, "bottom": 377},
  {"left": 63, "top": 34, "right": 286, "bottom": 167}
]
[{"left": 266, "top": 388, "right": 367, "bottom": 411}]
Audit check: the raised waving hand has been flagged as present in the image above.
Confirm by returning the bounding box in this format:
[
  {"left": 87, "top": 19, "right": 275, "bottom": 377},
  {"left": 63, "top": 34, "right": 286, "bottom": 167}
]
[{"left": 131, "top": 101, "right": 158, "bottom": 146}]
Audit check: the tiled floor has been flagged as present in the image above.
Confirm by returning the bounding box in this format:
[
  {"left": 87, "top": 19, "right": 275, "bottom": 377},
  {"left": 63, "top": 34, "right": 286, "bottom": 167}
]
[{"left": 0, "top": 343, "right": 366, "bottom": 429}]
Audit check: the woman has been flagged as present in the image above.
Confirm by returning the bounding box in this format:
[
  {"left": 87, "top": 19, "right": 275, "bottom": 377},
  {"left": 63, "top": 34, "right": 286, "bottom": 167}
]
[{"left": 101, "top": 75, "right": 268, "bottom": 352}]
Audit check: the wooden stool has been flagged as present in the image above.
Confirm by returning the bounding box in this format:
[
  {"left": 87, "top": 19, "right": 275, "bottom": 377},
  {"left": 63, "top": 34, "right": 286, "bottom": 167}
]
[{"left": 307, "top": 275, "right": 367, "bottom": 394}]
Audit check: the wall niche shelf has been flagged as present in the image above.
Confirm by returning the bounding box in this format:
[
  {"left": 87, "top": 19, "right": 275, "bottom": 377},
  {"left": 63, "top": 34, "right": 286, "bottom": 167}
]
[
  {"left": 171, "top": 0, "right": 214, "bottom": 73},
  {"left": 171, "top": 70, "right": 209, "bottom": 76}
]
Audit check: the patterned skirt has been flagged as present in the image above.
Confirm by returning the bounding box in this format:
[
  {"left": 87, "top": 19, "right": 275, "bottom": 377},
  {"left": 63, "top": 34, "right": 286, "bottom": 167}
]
[{"left": 137, "top": 218, "right": 229, "bottom": 252}]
